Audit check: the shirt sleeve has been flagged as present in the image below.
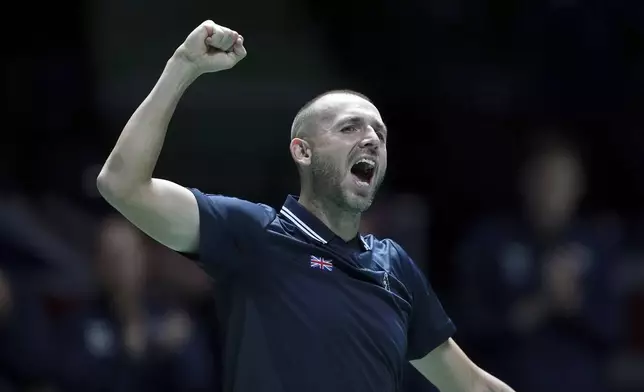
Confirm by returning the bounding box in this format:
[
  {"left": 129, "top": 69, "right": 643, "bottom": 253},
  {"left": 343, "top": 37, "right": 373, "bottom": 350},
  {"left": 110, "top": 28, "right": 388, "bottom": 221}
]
[
  {"left": 184, "top": 188, "right": 274, "bottom": 274},
  {"left": 395, "top": 243, "right": 456, "bottom": 361}
]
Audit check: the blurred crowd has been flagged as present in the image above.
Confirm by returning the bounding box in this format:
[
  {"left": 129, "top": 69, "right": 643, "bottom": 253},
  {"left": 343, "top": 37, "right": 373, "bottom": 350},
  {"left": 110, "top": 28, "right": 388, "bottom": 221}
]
[{"left": 1, "top": 133, "right": 643, "bottom": 392}]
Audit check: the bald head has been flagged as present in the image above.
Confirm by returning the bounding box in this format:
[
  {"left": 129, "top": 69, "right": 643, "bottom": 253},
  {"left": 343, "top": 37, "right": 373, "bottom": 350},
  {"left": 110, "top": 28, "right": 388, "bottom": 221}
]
[
  {"left": 288, "top": 89, "right": 387, "bottom": 213},
  {"left": 290, "top": 90, "right": 373, "bottom": 140}
]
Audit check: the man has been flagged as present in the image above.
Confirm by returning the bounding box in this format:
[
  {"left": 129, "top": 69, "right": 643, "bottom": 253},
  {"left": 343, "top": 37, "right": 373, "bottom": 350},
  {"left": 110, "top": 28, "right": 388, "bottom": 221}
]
[
  {"left": 453, "top": 135, "right": 621, "bottom": 392},
  {"left": 97, "top": 20, "right": 515, "bottom": 392}
]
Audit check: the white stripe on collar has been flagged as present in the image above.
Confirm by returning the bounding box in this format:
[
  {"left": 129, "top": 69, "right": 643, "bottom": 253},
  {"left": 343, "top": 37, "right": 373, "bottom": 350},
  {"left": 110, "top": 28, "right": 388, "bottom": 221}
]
[
  {"left": 360, "top": 236, "right": 371, "bottom": 251},
  {"left": 280, "top": 207, "right": 327, "bottom": 244},
  {"left": 281, "top": 207, "right": 371, "bottom": 250}
]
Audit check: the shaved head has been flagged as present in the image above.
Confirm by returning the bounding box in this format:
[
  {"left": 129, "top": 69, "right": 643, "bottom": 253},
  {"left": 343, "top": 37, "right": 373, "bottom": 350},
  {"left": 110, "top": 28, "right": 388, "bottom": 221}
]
[
  {"left": 290, "top": 90, "right": 373, "bottom": 140},
  {"left": 288, "top": 89, "right": 387, "bottom": 213}
]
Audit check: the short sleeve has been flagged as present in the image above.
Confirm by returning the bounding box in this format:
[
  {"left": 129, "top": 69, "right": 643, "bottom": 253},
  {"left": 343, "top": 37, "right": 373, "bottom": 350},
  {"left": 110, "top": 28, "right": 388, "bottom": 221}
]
[
  {"left": 185, "top": 188, "right": 274, "bottom": 274},
  {"left": 395, "top": 243, "right": 456, "bottom": 360}
]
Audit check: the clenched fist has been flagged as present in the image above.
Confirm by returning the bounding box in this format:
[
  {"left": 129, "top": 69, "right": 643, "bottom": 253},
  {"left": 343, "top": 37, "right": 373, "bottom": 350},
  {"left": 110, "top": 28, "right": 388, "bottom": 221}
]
[{"left": 174, "top": 20, "right": 247, "bottom": 74}]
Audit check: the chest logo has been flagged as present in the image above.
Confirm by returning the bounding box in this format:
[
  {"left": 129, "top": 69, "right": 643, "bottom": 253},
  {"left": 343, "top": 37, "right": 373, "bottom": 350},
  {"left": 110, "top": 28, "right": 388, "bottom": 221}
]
[{"left": 310, "top": 255, "right": 334, "bottom": 271}]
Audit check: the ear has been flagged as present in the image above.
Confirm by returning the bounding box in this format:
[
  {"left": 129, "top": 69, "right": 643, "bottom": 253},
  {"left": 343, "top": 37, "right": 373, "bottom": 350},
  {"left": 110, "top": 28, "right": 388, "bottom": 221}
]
[{"left": 290, "top": 138, "right": 312, "bottom": 167}]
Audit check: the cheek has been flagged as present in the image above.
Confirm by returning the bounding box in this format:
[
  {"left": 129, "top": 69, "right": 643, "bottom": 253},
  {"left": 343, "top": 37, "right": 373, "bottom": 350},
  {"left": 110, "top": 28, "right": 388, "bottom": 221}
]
[
  {"left": 311, "top": 155, "right": 341, "bottom": 178},
  {"left": 319, "top": 149, "right": 345, "bottom": 168},
  {"left": 380, "top": 157, "right": 388, "bottom": 173}
]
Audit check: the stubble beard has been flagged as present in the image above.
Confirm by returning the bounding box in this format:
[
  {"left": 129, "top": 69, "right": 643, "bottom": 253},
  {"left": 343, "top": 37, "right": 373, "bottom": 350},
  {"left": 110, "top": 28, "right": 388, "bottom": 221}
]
[{"left": 309, "top": 154, "right": 375, "bottom": 214}]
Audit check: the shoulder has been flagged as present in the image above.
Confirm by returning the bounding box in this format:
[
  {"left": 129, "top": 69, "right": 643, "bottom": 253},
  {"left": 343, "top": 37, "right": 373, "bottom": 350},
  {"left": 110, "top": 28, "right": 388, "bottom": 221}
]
[
  {"left": 188, "top": 188, "right": 277, "bottom": 229},
  {"left": 363, "top": 235, "right": 418, "bottom": 276},
  {"left": 366, "top": 235, "right": 408, "bottom": 259}
]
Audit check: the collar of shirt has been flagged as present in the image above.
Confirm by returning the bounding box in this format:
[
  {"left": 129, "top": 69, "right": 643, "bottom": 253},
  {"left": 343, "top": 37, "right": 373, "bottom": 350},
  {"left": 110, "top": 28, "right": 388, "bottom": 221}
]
[{"left": 279, "top": 195, "right": 371, "bottom": 251}]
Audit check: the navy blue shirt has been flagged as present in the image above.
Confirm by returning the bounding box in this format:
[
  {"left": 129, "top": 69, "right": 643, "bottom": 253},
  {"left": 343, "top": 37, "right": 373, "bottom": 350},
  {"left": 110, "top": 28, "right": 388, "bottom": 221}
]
[{"left": 188, "top": 190, "right": 455, "bottom": 392}]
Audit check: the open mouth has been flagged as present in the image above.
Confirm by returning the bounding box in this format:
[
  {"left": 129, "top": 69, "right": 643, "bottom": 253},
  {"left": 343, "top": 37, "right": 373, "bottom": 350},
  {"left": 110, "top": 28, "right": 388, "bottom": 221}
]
[{"left": 350, "top": 158, "right": 376, "bottom": 185}]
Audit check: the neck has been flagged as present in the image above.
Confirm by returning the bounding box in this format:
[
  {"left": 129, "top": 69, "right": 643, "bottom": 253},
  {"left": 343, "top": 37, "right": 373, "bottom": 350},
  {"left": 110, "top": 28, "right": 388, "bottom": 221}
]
[{"left": 298, "top": 192, "right": 361, "bottom": 242}]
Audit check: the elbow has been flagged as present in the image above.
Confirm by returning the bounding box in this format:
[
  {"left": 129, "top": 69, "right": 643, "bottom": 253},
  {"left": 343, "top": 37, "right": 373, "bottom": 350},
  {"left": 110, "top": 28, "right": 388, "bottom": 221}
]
[
  {"left": 96, "top": 170, "right": 135, "bottom": 202},
  {"left": 96, "top": 170, "right": 117, "bottom": 200}
]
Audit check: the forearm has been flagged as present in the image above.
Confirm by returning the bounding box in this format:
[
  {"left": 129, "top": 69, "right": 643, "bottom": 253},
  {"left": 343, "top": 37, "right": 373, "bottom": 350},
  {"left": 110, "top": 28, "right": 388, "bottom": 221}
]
[
  {"left": 98, "top": 55, "right": 199, "bottom": 197},
  {"left": 470, "top": 368, "right": 516, "bottom": 392},
  {"left": 412, "top": 339, "right": 516, "bottom": 392},
  {"left": 428, "top": 364, "right": 515, "bottom": 392}
]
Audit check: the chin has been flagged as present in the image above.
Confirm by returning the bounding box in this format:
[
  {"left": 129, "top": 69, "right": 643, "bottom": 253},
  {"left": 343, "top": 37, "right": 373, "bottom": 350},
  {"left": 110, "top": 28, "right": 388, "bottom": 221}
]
[{"left": 343, "top": 191, "right": 375, "bottom": 213}]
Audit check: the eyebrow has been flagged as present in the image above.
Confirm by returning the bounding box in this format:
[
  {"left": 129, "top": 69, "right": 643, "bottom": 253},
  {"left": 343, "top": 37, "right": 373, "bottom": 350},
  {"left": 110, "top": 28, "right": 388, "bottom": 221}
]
[{"left": 339, "top": 116, "right": 388, "bottom": 135}]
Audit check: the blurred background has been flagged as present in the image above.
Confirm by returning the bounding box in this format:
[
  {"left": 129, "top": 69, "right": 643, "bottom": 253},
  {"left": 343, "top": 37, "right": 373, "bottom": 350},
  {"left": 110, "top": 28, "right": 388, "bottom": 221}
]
[{"left": 2, "top": 0, "right": 643, "bottom": 391}]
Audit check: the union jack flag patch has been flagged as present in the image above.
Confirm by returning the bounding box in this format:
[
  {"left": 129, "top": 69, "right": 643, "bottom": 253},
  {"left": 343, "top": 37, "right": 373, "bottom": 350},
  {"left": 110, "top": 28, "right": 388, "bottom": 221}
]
[{"left": 310, "top": 255, "right": 333, "bottom": 271}]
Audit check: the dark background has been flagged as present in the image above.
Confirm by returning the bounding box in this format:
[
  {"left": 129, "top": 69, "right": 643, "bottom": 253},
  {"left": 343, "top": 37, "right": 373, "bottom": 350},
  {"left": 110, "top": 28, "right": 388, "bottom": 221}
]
[{"left": 3, "top": 0, "right": 643, "bottom": 391}]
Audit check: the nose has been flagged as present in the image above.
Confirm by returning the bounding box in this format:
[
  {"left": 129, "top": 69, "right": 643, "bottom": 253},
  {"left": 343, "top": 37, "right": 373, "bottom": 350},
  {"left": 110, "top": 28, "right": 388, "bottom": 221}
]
[{"left": 359, "top": 126, "right": 381, "bottom": 150}]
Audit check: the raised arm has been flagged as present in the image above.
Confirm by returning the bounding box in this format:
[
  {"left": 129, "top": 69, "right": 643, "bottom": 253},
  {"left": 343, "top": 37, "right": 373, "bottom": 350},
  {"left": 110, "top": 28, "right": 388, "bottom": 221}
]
[{"left": 96, "top": 20, "right": 247, "bottom": 253}]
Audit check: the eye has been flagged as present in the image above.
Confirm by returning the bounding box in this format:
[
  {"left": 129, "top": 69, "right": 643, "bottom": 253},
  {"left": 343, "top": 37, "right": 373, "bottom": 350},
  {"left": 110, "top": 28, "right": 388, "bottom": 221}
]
[{"left": 341, "top": 125, "right": 358, "bottom": 133}]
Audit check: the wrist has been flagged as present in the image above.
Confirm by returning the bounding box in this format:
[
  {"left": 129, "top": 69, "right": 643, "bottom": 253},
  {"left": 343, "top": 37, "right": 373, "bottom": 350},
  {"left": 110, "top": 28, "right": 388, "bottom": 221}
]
[{"left": 164, "top": 52, "right": 201, "bottom": 87}]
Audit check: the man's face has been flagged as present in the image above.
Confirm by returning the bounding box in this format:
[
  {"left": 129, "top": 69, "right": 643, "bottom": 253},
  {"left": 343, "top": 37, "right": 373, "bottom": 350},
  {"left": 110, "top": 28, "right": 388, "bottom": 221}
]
[{"left": 306, "top": 94, "right": 388, "bottom": 212}]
